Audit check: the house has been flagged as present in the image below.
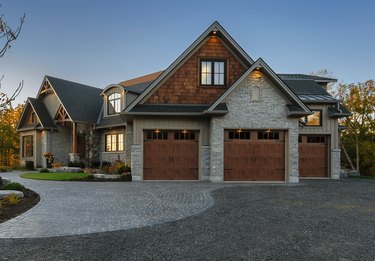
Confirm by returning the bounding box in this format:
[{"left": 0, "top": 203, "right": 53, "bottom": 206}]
[{"left": 16, "top": 21, "right": 350, "bottom": 182}]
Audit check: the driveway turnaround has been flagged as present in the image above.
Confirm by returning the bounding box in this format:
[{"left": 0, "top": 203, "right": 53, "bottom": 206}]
[
  {"left": 0, "top": 171, "right": 224, "bottom": 238},
  {"left": 0, "top": 178, "right": 374, "bottom": 260}
]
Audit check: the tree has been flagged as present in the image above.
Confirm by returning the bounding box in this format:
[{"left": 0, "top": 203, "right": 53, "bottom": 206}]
[
  {"left": 0, "top": 103, "right": 23, "bottom": 166},
  {"left": 337, "top": 80, "right": 375, "bottom": 175},
  {"left": 0, "top": 6, "right": 25, "bottom": 109},
  {"left": 310, "top": 69, "right": 336, "bottom": 94}
]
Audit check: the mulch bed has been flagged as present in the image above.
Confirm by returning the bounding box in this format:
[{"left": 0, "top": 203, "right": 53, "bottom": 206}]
[{"left": 0, "top": 189, "right": 40, "bottom": 224}]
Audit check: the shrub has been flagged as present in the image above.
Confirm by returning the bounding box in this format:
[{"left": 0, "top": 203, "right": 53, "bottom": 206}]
[
  {"left": 68, "top": 161, "right": 85, "bottom": 168},
  {"left": 120, "top": 173, "right": 132, "bottom": 181},
  {"left": 0, "top": 176, "right": 3, "bottom": 186},
  {"left": 86, "top": 174, "right": 95, "bottom": 180},
  {"left": 25, "top": 161, "right": 35, "bottom": 170},
  {"left": 5, "top": 193, "right": 21, "bottom": 205},
  {"left": 101, "top": 161, "right": 111, "bottom": 167},
  {"left": 90, "top": 160, "right": 101, "bottom": 169},
  {"left": 2, "top": 182, "right": 26, "bottom": 192},
  {"left": 51, "top": 162, "right": 62, "bottom": 168},
  {"left": 0, "top": 200, "right": 3, "bottom": 213},
  {"left": 0, "top": 166, "right": 9, "bottom": 172},
  {"left": 39, "top": 168, "right": 50, "bottom": 173},
  {"left": 117, "top": 165, "right": 131, "bottom": 174}
]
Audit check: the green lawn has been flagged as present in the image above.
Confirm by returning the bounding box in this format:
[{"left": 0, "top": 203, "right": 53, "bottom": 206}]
[
  {"left": 350, "top": 175, "right": 375, "bottom": 180},
  {"left": 21, "top": 172, "right": 89, "bottom": 181}
]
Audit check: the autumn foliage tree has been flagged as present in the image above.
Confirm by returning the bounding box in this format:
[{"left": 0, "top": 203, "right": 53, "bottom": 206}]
[
  {"left": 337, "top": 80, "right": 375, "bottom": 175},
  {"left": 0, "top": 104, "right": 23, "bottom": 166},
  {"left": 0, "top": 6, "right": 25, "bottom": 166}
]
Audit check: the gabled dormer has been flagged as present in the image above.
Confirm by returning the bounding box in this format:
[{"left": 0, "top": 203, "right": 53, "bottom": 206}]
[{"left": 101, "top": 85, "right": 126, "bottom": 117}]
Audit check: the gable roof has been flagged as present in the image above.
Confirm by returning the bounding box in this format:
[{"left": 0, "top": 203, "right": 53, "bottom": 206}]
[
  {"left": 16, "top": 98, "right": 56, "bottom": 131},
  {"left": 124, "top": 21, "right": 254, "bottom": 113},
  {"left": 119, "top": 71, "right": 164, "bottom": 87},
  {"left": 40, "top": 76, "right": 103, "bottom": 123},
  {"left": 206, "top": 58, "right": 311, "bottom": 115}
]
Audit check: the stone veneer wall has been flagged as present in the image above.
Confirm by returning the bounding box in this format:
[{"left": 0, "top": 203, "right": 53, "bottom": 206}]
[
  {"left": 210, "top": 71, "right": 300, "bottom": 182},
  {"left": 200, "top": 146, "right": 210, "bottom": 180},
  {"left": 48, "top": 125, "right": 71, "bottom": 165},
  {"left": 98, "top": 127, "right": 127, "bottom": 164},
  {"left": 131, "top": 145, "right": 142, "bottom": 181},
  {"left": 331, "top": 149, "right": 341, "bottom": 179}
]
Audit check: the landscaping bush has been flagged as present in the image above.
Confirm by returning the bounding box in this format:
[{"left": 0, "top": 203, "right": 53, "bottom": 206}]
[
  {"left": 5, "top": 193, "right": 21, "bottom": 205},
  {"left": 51, "top": 162, "right": 62, "bottom": 168},
  {"left": 86, "top": 174, "right": 95, "bottom": 180},
  {"left": 0, "top": 166, "right": 9, "bottom": 172},
  {"left": 117, "top": 165, "right": 131, "bottom": 174},
  {"left": 25, "top": 161, "right": 35, "bottom": 170},
  {"left": 0, "top": 200, "right": 3, "bottom": 213},
  {"left": 0, "top": 176, "right": 3, "bottom": 186},
  {"left": 90, "top": 160, "right": 101, "bottom": 169},
  {"left": 120, "top": 173, "right": 132, "bottom": 181},
  {"left": 39, "top": 168, "right": 50, "bottom": 173},
  {"left": 68, "top": 161, "right": 85, "bottom": 168},
  {"left": 2, "top": 182, "right": 26, "bottom": 192}
]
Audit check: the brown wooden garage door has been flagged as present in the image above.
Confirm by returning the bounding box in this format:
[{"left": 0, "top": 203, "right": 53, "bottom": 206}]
[
  {"left": 224, "top": 130, "right": 285, "bottom": 181},
  {"left": 143, "top": 130, "right": 199, "bottom": 180},
  {"left": 299, "top": 135, "right": 328, "bottom": 177}
]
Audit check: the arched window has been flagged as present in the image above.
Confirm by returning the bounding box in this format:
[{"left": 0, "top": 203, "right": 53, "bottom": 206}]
[{"left": 108, "top": 93, "right": 121, "bottom": 114}]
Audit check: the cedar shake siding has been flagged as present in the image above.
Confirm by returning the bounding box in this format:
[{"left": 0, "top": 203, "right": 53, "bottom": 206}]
[{"left": 145, "top": 37, "right": 247, "bottom": 104}]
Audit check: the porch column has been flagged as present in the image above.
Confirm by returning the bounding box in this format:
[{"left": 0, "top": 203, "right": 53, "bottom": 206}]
[{"left": 69, "top": 122, "right": 80, "bottom": 162}]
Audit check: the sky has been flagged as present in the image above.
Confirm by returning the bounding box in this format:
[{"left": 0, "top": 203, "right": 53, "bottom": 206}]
[{"left": 1, "top": 0, "right": 374, "bottom": 105}]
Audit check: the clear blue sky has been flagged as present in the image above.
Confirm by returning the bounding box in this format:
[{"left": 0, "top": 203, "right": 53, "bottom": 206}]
[{"left": 1, "top": 0, "right": 374, "bottom": 104}]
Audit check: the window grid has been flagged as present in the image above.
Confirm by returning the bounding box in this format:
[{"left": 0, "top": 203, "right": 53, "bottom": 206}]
[
  {"left": 257, "top": 131, "right": 280, "bottom": 140},
  {"left": 105, "top": 133, "right": 124, "bottom": 152},
  {"left": 200, "top": 60, "right": 226, "bottom": 86},
  {"left": 307, "top": 136, "right": 326, "bottom": 143},
  {"left": 108, "top": 93, "right": 121, "bottom": 114},
  {"left": 174, "top": 131, "right": 196, "bottom": 140},
  {"left": 146, "top": 130, "right": 168, "bottom": 140},
  {"left": 22, "top": 135, "right": 33, "bottom": 158},
  {"left": 228, "top": 131, "right": 251, "bottom": 140}
]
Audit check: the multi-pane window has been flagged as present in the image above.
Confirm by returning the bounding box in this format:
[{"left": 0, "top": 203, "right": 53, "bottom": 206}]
[
  {"left": 145, "top": 130, "right": 168, "bottom": 140},
  {"left": 105, "top": 133, "right": 124, "bottom": 152},
  {"left": 22, "top": 135, "right": 33, "bottom": 158},
  {"left": 228, "top": 130, "right": 251, "bottom": 140},
  {"left": 108, "top": 93, "right": 121, "bottom": 114},
  {"left": 200, "top": 60, "right": 226, "bottom": 86},
  {"left": 307, "top": 136, "right": 326, "bottom": 143},
  {"left": 175, "top": 130, "right": 196, "bottom": 140},
  {"left": 258, "top": 131, "right": 280, "bottom": 140},
  {"left": 302, "top": 110, "right": 322, "bottom": 126}
]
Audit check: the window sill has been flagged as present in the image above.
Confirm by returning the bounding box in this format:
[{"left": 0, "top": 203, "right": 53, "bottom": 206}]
[{"left": 198, "top": 85, "right": 227, "bottom": 89}]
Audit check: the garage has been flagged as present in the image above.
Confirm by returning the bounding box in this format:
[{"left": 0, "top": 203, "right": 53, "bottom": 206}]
[
  {"left": 224, "top": 130, "right": 285, "bottom": 181},
  {"left": 143, "top": 129, "right": 199, "bottom": 180},
  {"left": 299, "top": 135, "right": 328, "bottom": 177}
]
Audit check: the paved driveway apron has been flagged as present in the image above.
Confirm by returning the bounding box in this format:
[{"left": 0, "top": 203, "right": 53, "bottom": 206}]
[{"left": 0, "top": 172, "right": 225, "bottom": 238}]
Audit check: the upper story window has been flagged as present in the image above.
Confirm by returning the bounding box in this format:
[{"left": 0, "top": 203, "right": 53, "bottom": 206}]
[
  {"left": 200, "top": 60, "right": 226, "bottom": 86},
  {"left": 108, "top": 93, "right": 121, "bottom": 114},
  {"left": 302, "top": 110, "right": 322, "bottom": 126}
]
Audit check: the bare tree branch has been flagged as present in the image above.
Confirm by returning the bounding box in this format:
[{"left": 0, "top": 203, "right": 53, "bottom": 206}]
[{"left": 0, "top": 12, "right": 25, "bottom": 58}]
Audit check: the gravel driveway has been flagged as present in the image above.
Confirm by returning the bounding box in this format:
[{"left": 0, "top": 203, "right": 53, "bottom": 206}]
[{"left": 1, "top": 178, "right": 374, "bottom": 260}]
